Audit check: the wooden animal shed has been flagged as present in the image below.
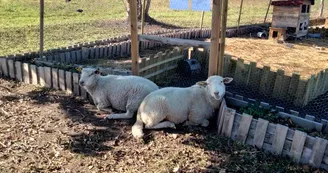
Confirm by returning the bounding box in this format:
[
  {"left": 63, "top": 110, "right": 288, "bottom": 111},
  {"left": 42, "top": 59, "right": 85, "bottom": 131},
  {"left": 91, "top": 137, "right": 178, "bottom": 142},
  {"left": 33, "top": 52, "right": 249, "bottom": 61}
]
[{"left": 269, "top": 0, "right": 315, "bottom": 40}]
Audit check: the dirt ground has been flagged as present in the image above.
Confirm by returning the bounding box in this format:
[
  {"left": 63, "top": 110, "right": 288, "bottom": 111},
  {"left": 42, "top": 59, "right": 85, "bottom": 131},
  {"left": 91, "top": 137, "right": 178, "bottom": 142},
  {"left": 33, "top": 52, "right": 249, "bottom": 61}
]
[
  {"left": 224, "top": 38, "right": 328, "bottom": 78},
  {"left": 0, "top": 78, "right": 326, "bottom": 173}
]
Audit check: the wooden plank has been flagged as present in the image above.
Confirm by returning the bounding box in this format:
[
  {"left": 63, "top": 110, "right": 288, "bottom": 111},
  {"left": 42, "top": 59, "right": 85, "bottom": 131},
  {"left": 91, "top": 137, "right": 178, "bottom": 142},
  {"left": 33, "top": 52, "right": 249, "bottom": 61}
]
[
  {"left": 108, "top": 45, "right": 113, "bottom": 58},
  {"left": 90, "top": 47, "right": 95, "bottom": 59},
  {"left": 52, "top": 68, "right": 59, "bottom": 90},
  {"left": 73, "top": 73, "right": 80, "bottom": 96},
  {"left": 65, "top": 71, "right": 72, "bottom": 94},
  {"left": 117, "top": 44, "right": 121, "bottom": 57},
  {"left": 139, "top": 55, "right": 184, "bottom": 72},
  {"left": 82, "top": 47, "right": 89, "bottom": 60},
  {"left": 294, "top": 80, "right": 307, "bottom": 106},
  {"left": 139, "top": 35, "right": 211, "bottom": 49},
  {"left": 71, "top": 51, "right": 77, "bottom": 63},
  {"left": 65, "top": 52, "right": 71, "bottom": 63},
  {"left": 7, "top": 59, "right": 15, "bottom": 79},
  {"left": 259, "top": 66, "right": 270, "bottom": 95},
  {"left": 272, "top": 69, "right": 285, "bottom": 99},
  {"left": 235, "top": 113, "right": 253, "bottom": 144},
  {"left": 290, "top": 130, "right": 307, "bottom": 163},
  {"left": 44, "top": 67, "right": 52, "bottom": 88},
  {"left": 221, "top": 108, "right": 236, "bottom": 137},
  {"left": 309, "top": 138, "right": 328, "bottom": 168},
  {"left": 15, "top": 61, "right": 23, "bottom": 82},
  {"left": 99, "top": 47, "right": 104, "bottom": 58},
  {"left": 287, "top": 73, "right": 300, "bottom": 102},
  {"left": 253, "top": 118, "right": 269, "bottom": 149},
  {"left": 95, "top": 47, "right": 100, "bottom": 59},
  {"left": 60, "top": 53, "right": 65, "bottom": 62},
  {"left": 76, "top": 50, "right": 82, "bottom": 63},
  {"left": 271, "top": 124, "right": 289, "bottom": 155},
  {"left": 130, "top": 0, "right": 139, "bottom": 75},
  {"left": 217, "top": 98, "right": 226, "bottom": 132},
  {"left": 30, "top": 65, "right": 38, "bottom": 85},
  {"left": 22, "top": 63, "right": 30, "bottom": 84},
  {"left": 37, "top": 66, "right": 46, "bottom": 86},
  {"left": 304, "top": 75, "right": 315, "bottom": 105},
  {"left": 58, "top": 69, "right": 65, "bottom": 91},
  {"left": 0, "top": 58, "right": 8, "bottom": 77}
]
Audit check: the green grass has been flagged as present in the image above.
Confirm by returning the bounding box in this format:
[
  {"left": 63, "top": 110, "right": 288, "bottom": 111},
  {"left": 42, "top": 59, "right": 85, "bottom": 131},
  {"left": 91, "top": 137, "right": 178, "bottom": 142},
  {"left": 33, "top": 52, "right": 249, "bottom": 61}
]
[{"left": 0, "top": 0, "right": 328, "bottom": 56}]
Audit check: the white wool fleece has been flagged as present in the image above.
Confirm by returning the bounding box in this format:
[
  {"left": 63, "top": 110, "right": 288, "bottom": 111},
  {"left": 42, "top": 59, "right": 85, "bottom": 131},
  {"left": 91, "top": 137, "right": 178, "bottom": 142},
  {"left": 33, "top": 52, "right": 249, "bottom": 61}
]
[
  {"left": 132, "top": 75, "right": 233, "bottom": 138},
  {"left": 79, "top": 68, "right": 159, "bottom": 119}
]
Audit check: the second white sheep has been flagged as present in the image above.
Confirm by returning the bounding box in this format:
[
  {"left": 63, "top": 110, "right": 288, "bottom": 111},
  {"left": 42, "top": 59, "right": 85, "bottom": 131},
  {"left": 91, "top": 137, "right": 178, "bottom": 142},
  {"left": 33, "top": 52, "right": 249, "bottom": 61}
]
[{"left": 132, "top": 75, "right": 233, "bottom": 138}]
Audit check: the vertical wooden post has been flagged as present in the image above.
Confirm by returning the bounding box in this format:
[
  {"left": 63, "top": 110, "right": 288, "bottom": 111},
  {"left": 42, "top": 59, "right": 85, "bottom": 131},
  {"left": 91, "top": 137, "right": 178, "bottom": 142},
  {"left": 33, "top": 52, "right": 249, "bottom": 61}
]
[
  {"left": 129, "top": 0, "right": 139, "bottom": 75},
  {"left": 141, "top": 0, "right": 147, "bottom": 34},
  {"left": 319, "top": 0, "right": 324, "bottom": 18},
  {"left": 218, "top": 0, "right": 228, "bottom": 76},
  {"left": 264, "top": 0, "right": 272, "bottom": 23},
  {"left": 237, "top": 0, "right": 244, "bottom": 31},
  {"left": 200, "top": 11, "right": 205, "bottom": 36},
  {"left": 208, "top": 0, "right": 222, "bottom": 77},
  {"left": 40, "top": 0, "right": 44, "bottom": 59}
]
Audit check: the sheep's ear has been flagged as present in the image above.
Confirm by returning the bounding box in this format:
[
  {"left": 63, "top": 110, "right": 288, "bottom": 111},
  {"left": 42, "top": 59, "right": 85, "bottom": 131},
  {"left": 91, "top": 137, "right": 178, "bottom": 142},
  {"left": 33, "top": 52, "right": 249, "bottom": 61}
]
[
  {"left": 196, "top": 81, "right": 208, "bottom": 87},
  {"left": 223, "top": 77, "right": 233, "bottom": 84}
]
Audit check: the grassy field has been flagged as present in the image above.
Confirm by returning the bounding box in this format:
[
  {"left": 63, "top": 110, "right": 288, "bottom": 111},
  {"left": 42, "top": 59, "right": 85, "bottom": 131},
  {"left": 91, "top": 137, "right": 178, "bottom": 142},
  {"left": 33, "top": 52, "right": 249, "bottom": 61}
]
[{"left": 1, "top": 0, "right": 327, "bottom": 56}]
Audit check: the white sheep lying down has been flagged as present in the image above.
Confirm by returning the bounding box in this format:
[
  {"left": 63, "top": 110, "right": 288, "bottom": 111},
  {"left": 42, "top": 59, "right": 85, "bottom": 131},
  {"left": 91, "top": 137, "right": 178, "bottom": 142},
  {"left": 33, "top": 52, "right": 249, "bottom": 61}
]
[
  {"left": 79, "top": 68, "right": 159, "bottom": 119},
  {"left": 132, "top": 75, "right": 233, "bottom": 138}
]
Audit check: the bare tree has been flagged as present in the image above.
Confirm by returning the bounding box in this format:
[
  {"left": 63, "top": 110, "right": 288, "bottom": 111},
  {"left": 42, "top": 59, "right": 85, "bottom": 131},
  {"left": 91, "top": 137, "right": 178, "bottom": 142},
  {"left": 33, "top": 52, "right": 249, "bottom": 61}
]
[{"left": 123, "top": 0, "right": 152, "bottom": 21}]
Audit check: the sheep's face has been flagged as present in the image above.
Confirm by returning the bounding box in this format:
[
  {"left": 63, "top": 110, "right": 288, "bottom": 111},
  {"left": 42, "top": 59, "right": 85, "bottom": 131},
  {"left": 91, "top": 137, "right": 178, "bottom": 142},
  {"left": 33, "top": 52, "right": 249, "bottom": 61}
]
[
  {"left": 206, "top": 76, "right": 233, "bottom": 101},
  {"left": 79, "top": 68, "right": 100, "bottom": 88}
]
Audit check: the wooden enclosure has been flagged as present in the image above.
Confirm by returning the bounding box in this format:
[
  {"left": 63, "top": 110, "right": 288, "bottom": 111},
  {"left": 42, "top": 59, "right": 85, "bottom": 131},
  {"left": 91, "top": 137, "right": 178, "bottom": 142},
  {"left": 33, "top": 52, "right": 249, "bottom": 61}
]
[
  {"left": 217, "top": 99, "right": 328, "bottom": 170},
  {"left": 190, "top": 47, "right": 328, "bottom": 107},
  {"left": 271, "top": 0, "right": 315, "bottom": 38}
]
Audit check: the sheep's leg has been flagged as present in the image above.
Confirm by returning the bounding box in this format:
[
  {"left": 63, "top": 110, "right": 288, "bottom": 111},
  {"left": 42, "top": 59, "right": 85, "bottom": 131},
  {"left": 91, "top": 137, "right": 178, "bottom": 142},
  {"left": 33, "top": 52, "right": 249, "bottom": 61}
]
[
  {"left": 145, "top": 121, "right": 176, "bottom": 129},
  {"left": 105, "top": 110, "right": 134, "bottom": 119}
]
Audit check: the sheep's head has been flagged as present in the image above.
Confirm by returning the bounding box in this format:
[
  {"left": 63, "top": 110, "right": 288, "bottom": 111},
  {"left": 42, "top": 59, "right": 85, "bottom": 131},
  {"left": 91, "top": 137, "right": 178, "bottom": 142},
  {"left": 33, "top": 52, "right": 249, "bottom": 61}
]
[
  {"left": 205, "top": 76, "right": 233, "bottom": 101},
  {"left": 79, "top": 68, "right": 101, "bottom": 88}
]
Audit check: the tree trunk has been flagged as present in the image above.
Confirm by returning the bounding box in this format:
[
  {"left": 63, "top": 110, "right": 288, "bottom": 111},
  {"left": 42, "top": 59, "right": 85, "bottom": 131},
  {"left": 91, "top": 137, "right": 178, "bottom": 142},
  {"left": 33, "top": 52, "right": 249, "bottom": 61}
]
[{"left": 124, "top": 0, "right": 151, "bottom": 21}]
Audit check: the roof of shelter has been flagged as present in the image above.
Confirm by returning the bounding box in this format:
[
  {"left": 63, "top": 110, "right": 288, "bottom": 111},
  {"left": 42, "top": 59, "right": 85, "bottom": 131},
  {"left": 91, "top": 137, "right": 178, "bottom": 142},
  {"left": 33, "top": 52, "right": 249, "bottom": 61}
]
[{"left": 271, "top": 0, "right": 315, "bottom": 6}]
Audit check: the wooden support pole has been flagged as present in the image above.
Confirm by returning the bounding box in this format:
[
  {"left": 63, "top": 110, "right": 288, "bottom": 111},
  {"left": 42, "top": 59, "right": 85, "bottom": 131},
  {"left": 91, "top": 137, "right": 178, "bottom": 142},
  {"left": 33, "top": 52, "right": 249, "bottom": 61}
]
[
  {"left": 264, "top": 0, "right": 272, "bottom": 23},
  {"left": 139, "top": 35, "right": 211, "bottom": 48},
  {"left": 319, "top": 0, "right": 324, "bottom": 18},
  {"left": 209, "top": 0, "right": 222, "bottom": 77},
  {"left": 40, "top": 0, "right": 44, "bottom": 59},
  {"left": 129, "top": 0, "right": 139, "bottom": 75},
  {"left": 200, "top": 11, "right": 205, "bottom": 36},
  {"left": 218, "top": 0, "right": 228, "bottom": 76},
  {"left": 237, "top": 0, "right": 244, "bottom": 31},
  {"left": 141, "top": 0, "right": 147, "bottom": 34}
]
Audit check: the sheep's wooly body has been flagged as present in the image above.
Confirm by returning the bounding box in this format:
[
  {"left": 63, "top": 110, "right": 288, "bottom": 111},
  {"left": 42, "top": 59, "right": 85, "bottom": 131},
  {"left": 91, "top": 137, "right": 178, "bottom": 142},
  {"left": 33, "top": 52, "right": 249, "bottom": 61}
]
[
  {"left": 79, "top": 68, "right": 159, "bottom": 119},
  {"left": 132, "top": 75, "right": 233, "bottom": 138}
]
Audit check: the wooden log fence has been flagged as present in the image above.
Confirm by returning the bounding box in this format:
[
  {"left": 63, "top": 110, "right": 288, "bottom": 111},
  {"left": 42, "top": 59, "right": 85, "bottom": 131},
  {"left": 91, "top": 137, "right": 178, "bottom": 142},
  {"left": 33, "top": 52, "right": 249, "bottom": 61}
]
[
  {"left": 218, "top": 99, "right": 328, "bottom": 170},
  {"left": 224, "top": 91, "right": 328, "bottom": 134},
  {"left": 190, "top": 48, "right": 328, "bottom": 107}
]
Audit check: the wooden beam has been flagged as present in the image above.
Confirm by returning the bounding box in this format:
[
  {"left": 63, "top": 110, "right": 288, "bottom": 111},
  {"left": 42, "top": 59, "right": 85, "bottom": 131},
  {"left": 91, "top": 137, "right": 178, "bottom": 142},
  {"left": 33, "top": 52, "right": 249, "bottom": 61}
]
[
  {"left": 237, "top": 0, "right": 244, "bottom": 31},
  {"left": 139, "top": 35, "right": 211, "bottom": 48},
  {"left": 200, "top": 11, "right": 205, "bottom": 36},
  {"left": 141, "top": 0, "right": 147, "bottom": 34},
  {"left": 129, "top": 0, "right": 139, "bottom": 75},
  {"left": 264, "top": 0, "right": 272, "bottom": 23},
  {"left": 40, "top": 0, "right": 44, "bottom": 59},
  {"left": 209, "top": 0, "right": 222, "bottom": 76},
  {"left": 218, "top": 0, "right": 228, "bottom": 76},
  {"left": 319, "top": 0, "right": 324, "bottom": 18}
]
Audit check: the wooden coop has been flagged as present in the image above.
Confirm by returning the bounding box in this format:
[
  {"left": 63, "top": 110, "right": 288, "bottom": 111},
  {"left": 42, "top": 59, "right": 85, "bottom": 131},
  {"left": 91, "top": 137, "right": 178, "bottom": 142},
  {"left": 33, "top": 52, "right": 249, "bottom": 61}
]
[{"left": 269, "top": 0, "right": 315, "bottom": 40}]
